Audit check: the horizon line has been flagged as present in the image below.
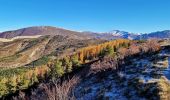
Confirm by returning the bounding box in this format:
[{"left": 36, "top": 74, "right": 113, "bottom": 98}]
[{"left": 0, "top": 25, "right": 169, "bottom": 34}]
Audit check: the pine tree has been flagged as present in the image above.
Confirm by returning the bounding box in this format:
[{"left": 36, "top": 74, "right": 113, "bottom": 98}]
[
  {"left": 18, "top": 75, "right": 30, "bottom": 89},
  {"left": 31, "top": 72, "right": 38, "bottom": 84},
  {"left": 55, "top": 60, "right": 64, "bottom": 77},
  {"left": 6, "top": 75, "right": 17, "bottom": 93},
  {"left": 105, "top": 45, "right": 114, "bottom": 56},
  {"left": 71, "top": 55, "right": 81, "bottom": 67},
  {"left": 0, "top": 78, "right": 8, "bottom": 97},
  {"left": 63, "top": 57, "right": 72, "bottom": 73}
]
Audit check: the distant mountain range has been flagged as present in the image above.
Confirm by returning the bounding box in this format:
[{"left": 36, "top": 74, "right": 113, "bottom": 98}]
[
  {"left": 83, "top": 30, "right": 170, "bottom": 40},
  {"left": 135, "top": 30, "right": 170, "bottom": 40},
  {"left": 82, "top": 30, "right": 139, "bottom": 40},
  {"left": 0, "top": 26, "right": 170, "bottom": 40}
]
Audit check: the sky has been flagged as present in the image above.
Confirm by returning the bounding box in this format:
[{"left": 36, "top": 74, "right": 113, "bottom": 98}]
[{"left": 0, "top": 0, "right": 170, "bottom": 33}]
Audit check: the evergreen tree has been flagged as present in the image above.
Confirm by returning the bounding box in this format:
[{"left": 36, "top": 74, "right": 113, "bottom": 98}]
[
  {"left": 105, "top": 45, "right": 114, "bottom": 56},
  {"left": 62, "top": 57, "right": 72, "bottom": 73},
  {"left": 71, "top": 55, "right": 81, "bottom": 67},
  {"left": 6, "top": 75, "right": 17, "bottom": 93},
  {"left": 0, "top": 78, "right": 8, "bottom": 97},
  {"left": 55, "top": 60, "right": 64, "bottom": 77},
  {"left": 31, "top": 72, "right": 38, "bottom": 84},
  {"left": 18, "top": 75, "right": 30, "bottom": 89}
]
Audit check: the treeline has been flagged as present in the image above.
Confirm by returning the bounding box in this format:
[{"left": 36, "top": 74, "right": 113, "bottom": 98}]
[
  {"left": 0, "top": 66, "right": 48, "bottom": 97},
  {"left": 88, "top": 39, "right": 161, "bottom": 75},
  {"left": 49, "top": 39, "right": 131, "bottom": 79},
  {"left": 76, "top": 39, "right": 130, "bottom": 63},
  {"left": 49, "top": 39, "right": 160, "bottom": 80}
]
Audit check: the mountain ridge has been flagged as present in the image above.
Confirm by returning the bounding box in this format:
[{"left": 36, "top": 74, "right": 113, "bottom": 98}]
[
  {"left": 0, "top": 26, "right": 93, "bottom": 40},
  {"left": 0, "top": 26, "right": 170, "bottom": 40}
]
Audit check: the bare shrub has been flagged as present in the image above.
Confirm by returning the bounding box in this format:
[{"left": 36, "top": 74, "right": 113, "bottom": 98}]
[{"left": 11, "top": 76, "right": 80, "bottom": 100}]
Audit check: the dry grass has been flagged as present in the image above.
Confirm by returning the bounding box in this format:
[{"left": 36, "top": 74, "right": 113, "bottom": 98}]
[
  {"left": 11, "top": 75, "right": 80, "bottom": 100},
  {"left": 156, "top": 77, "right": 170, "bottom": 100},
  {"left": 42, "top": 76, "right": 80, "bottom": 100}
]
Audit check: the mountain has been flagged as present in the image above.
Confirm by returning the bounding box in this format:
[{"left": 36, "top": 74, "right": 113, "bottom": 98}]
[
  {"left": 0, "top": 26, "right": 110, "bottom": 68},
  {"left": 1, "top": 26, "right": 170, "bottom": 40},
  {"left": 0, "top": 26, "right": 93, "bottom": 40},
  {"left": 82, "top": 30, "right": 139, "bottom": 40},
  {"left": 107, "top": 30, "right": 139, "bottom": 39},
  {"left": 84, "top": 30, "right": 170, "bottom": 40},
  {"left": 0, "top": 27, "right": 139, "bottom": 40},
  {"left": 136, "top": 30, "right": 170, "bottom": 39}
]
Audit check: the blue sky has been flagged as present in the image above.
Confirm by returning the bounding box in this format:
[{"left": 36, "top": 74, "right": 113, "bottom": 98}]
[{"left": 0, "top": 0, "right": 170, "bottom": 33}]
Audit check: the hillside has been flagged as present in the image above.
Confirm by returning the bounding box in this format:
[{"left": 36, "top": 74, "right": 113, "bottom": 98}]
[
  {"left": 0, "top": 26, "right": 93, "bottom": 40},
  {"left": 3, "top": 39, "right": 167, "bottom": 100},
  {"left": 0, "top": 35, "right": 105, "bottom": 68},
  {"left": 0, "top": 35, "right": 41, "bottom": 42}
]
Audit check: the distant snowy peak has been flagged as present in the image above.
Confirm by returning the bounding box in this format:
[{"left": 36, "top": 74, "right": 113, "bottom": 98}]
[
  {"left": 104, "top": 30, "right": 139, "bottom": 40},
  {"left": 81, "top": 30, "right": 170, "bottom": 40},
  {"left": 107, "top": 30, "right": 129, "bottom": 36},
  {"left": 82, "top": 30, "right": 140, "bottom": 40}
]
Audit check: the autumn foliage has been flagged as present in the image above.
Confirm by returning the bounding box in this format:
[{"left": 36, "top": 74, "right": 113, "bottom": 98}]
[
  {"left": 49, "top": 39, "right": 160, "bottom": 80},
  {"left": 48, "top": 39, "right": 131, "bottom": 78},
  {"left": 118, "top": 39, "right": 160, "bottom": 59},
  {"left": 9, "top": 39, "right": 161, "bottom": 100},
  {"left": 75, "top": 39, "right": 131, "bottom": 63},
  {"left": 0, "top": 39, "right": 161, "bottom": 98},
  {"left": 0, "top": 66, "right": 49, "bottom": 97}
]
